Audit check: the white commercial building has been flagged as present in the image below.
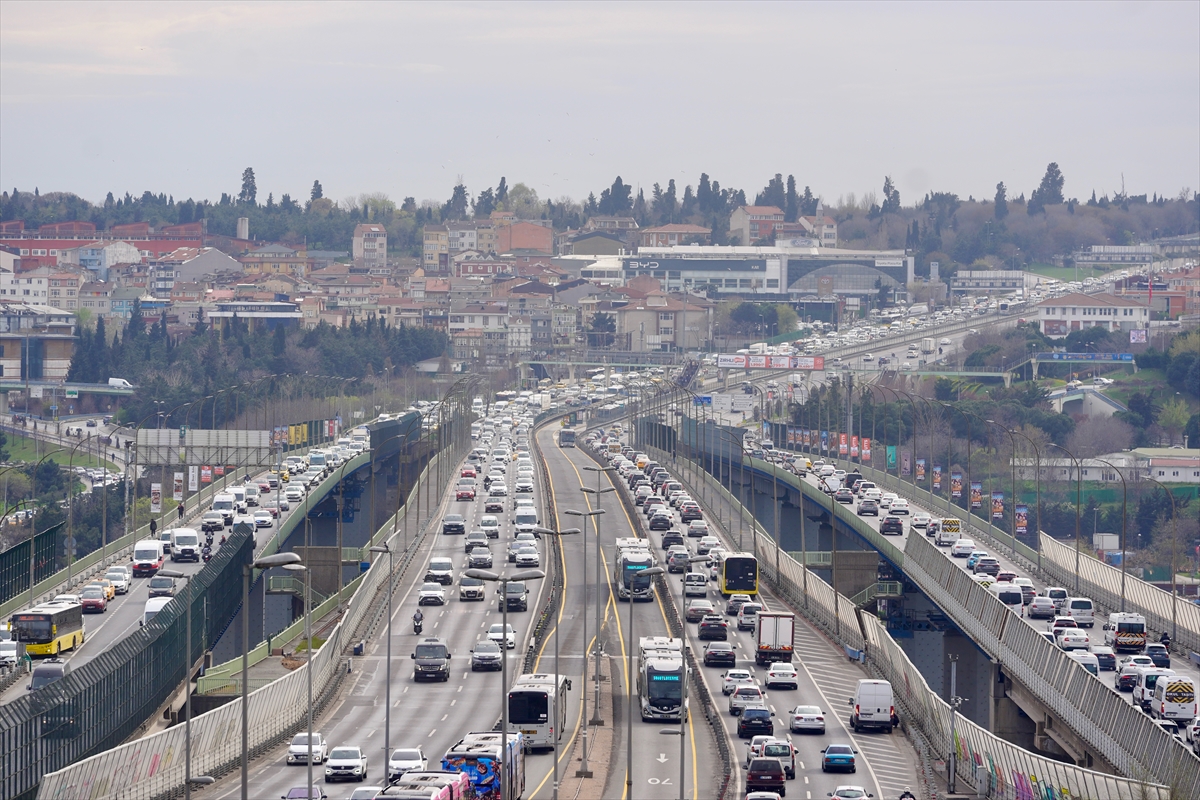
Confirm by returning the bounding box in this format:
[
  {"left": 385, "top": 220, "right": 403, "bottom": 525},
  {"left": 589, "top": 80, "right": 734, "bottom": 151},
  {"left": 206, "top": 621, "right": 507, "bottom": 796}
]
[{"left": 1036, "top": 292, "right": 1150, "bottom": 338}]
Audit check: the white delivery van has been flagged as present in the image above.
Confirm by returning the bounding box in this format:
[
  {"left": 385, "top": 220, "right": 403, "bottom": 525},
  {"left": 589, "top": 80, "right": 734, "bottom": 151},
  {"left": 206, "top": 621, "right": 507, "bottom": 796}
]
[
  {"left": 170, "top": 528, "right": 201, "bottom": 562},
  {"left": 990, "top": 582, "right": 1024, "bottom": 612},
  {"left": 513, "top": 509, "right": 539, "bottom": 535},
  {"left": 142, "top": 596, "right": 172, "bottom": 625},
  {"left": 227, "top": 487, "right": 247, "bottom": 512},
  {"left": 243, "top": 485, "right": 259, "bottom": 507},
  {"left": 132, "top": 539, "right": 166, "bottom": 577},
  {"left": 683, "top": 573, "right": 708, "bottom": 597},
  {"left": 936, "top": 525, "right": 962, "bottom": 547},
  {"left": 1068, "top": 651, "right": 1099, "bottom": 676},
  {"left": 1152, "top": 675, "right": 1197, "bottom": 727},
  {"left": 849, "top": 679, "right": 896, "bottom": 733},
  {"left": 1134, "top": 667, "right": 1176, "bottom": 711},
  {"left": 1066, "top": 597, "right": 1095, "bottom": 628}
]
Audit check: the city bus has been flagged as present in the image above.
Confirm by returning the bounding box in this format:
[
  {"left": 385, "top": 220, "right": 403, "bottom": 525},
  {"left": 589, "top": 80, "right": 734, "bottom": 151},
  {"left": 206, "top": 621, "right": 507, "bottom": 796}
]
[
  {"left": 557, "top": 428, "right": 576, "bottom": 448},
  {"left": 10, "top": 602, "right": 85, "bottom": 657},
  {"left": 716, "top": 552, "right": 759, "bottom": 597},
  {"left": 508, "top": 673, "right": 570, "bottom": 750}
]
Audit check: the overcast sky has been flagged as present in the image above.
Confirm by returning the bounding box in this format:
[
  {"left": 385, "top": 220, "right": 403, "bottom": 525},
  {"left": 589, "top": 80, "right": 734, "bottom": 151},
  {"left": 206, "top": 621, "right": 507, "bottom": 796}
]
[{"left": 2, "top": 1, "right": 1197, "bottom": 210}]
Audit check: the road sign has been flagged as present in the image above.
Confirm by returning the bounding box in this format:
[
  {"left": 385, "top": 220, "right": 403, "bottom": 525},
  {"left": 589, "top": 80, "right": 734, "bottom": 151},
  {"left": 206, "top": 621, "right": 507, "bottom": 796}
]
[
  {"left": 65, "top": 389, "right": 79, "bottom": 399},
  {"left": 179, "top": 425, "right": 189, "bottom": 439},
  {"left": 49, "top": 405, "right": 58, "bottom": 412}
]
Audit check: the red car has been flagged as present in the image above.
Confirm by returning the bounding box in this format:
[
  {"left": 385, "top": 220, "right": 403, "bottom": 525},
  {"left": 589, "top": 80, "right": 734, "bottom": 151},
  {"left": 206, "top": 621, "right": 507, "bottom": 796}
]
[
  {"left": 81, "top": 589, "right": 107, "bottom": 613},
  {"left": 258, "top": 482, "right": 271, "bottom": 493},
  {"left": 456, "top": 486, "right": 476, "bottom": 501},
  {"left": 461, "top": 467, "right": 477, "bottom": 478}
]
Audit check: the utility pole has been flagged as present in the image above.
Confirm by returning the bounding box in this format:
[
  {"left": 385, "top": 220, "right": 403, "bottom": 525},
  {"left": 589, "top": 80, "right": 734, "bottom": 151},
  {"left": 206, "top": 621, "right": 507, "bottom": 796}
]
[{"left": 947, "top": 654, "right": 966, "bottom": 794}]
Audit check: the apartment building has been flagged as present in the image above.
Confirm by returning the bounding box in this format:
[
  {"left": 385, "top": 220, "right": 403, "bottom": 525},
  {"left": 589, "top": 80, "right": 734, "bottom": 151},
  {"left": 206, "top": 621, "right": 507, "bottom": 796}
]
[
  {"left": 729, "top": 206, "right": 784, "bottom": 245},
  {"left": 352, "top": 223, "right": 388, "bottom": 271}
]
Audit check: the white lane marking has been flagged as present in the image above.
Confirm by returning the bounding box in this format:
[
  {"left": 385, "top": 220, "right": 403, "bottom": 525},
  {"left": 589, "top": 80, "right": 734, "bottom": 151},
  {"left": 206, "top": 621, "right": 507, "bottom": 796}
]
[
  {"left": 441, "top": 714, "right": 448, "bottom": 721},
  {"left": 457, "top": 685, "right": 463, "bottom": 692},
  {"left": 427, "top": 729, "right": 436, "bottom": 738}
]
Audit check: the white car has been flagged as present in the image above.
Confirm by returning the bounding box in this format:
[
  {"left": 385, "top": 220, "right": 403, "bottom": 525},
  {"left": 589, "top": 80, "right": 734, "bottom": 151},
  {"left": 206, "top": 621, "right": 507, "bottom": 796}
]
[
  {"left": 697, "top": 536, "right": 720, "bottom": 555},
  {"left": 878, "top": 493, "right": 898, "bottom": 509},
  {"left": 253, "top": 510, "right": 274, "bottom": 528},
  {"left": 1057, "top": 631, "right": 1091, "bottom": 651},
  {"left": 515, "top": 549, "right": 541, "bottom": 568},
  {"left": 285, "top": 486, "right": 306, "bottom": 503},
  {"left": 889, "top": 498, "right": 910, "bottom": 514},
  {"left": 488, "top": 623, "right": 516, "bottom": 649},
  {"left": 417, "top": 582, "right": 446, "bottom": 606},
  {"left": 287, "top": 732, "right": 328, "bottom": 764},
  {"left": 478, "top": 515, "right": 500, "bottom": 538},
  {"left": 950, "top": 539, "right": 977, "bottom": 557},
  {"left": 722, "top": 668, "right": 755, "bottom": 695},
  {"left": 387, "top": 747, "right": 427, "bottom": 781},
  {"left": 829, "top": 787, "right": 874, "bottom": 800},
  {"left": 325, "top": 745, "right": 368, "bottom": 782},
  {"left": 489, "top": 483, "right": 508, "bottom": 497},
  {"left": 911, "top": 513, "right": 932, "bottom": 529},
  {"left": 104, "top": 571, "right": 130, "bottom": 594},
  {"left": 790, "top": 704, "right": 826, "bottom": 734},
  {"left": 515, "top": 477, "right": 535, "bottom": 493},
  {"left": 765, "top": 662, "right": 798, "bottom": 689}
]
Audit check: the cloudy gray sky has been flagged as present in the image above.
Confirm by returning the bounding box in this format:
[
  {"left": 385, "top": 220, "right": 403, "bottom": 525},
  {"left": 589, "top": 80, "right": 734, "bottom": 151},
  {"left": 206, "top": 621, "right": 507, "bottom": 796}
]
[{"left": 2, "top": 1, "right": 1197, "bottom": 209}]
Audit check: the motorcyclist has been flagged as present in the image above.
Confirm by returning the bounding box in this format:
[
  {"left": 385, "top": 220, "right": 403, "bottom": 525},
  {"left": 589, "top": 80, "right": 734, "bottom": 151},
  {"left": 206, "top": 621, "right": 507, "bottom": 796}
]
[
  {"left": 1160, "top": 631, "right": 1172, "bottom": 647},
  {"left": 413, "top": 610, "right": 424, "bottom": 632},
  {"left": 899, "top": 788, "right": 917, "bottom": 800}
]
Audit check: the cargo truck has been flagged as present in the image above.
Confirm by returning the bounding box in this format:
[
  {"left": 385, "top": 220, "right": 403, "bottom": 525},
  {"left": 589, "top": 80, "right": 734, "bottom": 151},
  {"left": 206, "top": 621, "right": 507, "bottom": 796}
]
[
  {"left": 754, "top": 610, "right": 795, "bottom": 665},
  {"left": 921, "top": 338, "right": 936, "bottom": 354}
]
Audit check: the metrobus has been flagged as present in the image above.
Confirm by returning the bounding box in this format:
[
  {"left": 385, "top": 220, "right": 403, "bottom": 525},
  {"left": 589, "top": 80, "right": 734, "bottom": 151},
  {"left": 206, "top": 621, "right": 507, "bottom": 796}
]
[
  {"left": 508, "top": 673, "right": 570, "bottom": 750},
  {"left": 716, "top": 552, "right": 759, "bottom": 597},
  {"left": 557, "top": 428, "right": 576, "bottom": 448},
  {"left": 10, "top": 602, "right": 85, "bottom": 656}
]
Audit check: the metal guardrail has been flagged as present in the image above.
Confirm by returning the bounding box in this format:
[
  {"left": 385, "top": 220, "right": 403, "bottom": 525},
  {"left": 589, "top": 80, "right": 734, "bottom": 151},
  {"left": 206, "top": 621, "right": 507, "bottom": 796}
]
[{"left": 848, "top": 581, "right": 902, "bottom": 606}]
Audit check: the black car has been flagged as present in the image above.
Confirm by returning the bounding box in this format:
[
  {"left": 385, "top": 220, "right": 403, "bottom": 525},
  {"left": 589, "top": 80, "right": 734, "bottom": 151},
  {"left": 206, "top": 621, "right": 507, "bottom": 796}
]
[
  {"left": 411, "top": 638, "right": 451, "bottom": 682},
  {"left": 441, "top": 515, "right": 465, "bottom": 535},
  {"left": 1117, "top": 668, "right": 1140, "bottom": 692},
  {"left": 661, "top": 531, "right": 686, "bottom": 550},
  {"left": 737, "top": 706, "right": 775, "bottom": 738},
  {"left": 679, "top": 505, "right": 703, "bottom": 523},
  {"left": 699, "top": 616, "right": 728, "bottom": 641},
  {"left": 649, "top": 513, "right": 674, "bottom": 531},
  {"left": 703, "top": 641, "right": 737, "bottom": 667},
  {"left": 1145, "top": 643, "right": 1171, "bottom": 668},
  {"left": 857, "top": 499, "right": 879, "bottom": 516},
  {"left": 745, "top": 757, "right": 786, "bottom": 796},
  {"left": 880, "top": 515, "right": 904, "bottom": 535}
]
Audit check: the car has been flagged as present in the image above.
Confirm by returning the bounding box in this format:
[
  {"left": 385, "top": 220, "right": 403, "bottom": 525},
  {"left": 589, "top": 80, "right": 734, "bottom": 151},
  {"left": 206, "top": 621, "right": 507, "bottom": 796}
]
[
  {"left": 686, "top": 599, "right": 715, "bottom": 622},
  {"left": 104, "top": 570, "right": 130, "bottom": 594},
  {"left": 828, "top": 786, "right": 875, "bottom": 800},
  {"left": 148, "top": 576, "right": 176, "bottom": 598},
  {"left": 1090, "top": 645, "right": 1117, "bottom": 671},
  {"left": 80, "top": 588, "right": 107, "bottom": 613},
  {"left": 765, "top": 662, "right": 798, "bottom": 689},
  {"left": 515, "top": 548, "right": 541, "bottom": 569},
  {"left": 386, "top": 747, "right": 427, "bottom": 781},
  {"left": 726, "top": 593, "right": 753, "bottom": 616},
  {"left": 485, "top": 497, "right": 505, "bottom": 513},
  {"left": 879, "top": 515, "right": 904, "bottom": 535},
  {"left": 965, "top": 551, "right": 989, "bottom": 570},
  {"left": 470, "top": 641, "right": 503, "bottom": 671},
  {"left": 253, "top": 510, "right": 274, "bottom": 528},
  {"left": 703, "top": 641, "right": 737, "bottom": 667},
  {"left": 441, "top": 515, "right": 466, "bottom": 535},
  {"left": 515, "top": 477, "right": 535, "bottom": 493},
  {"left": 456, "top": 482, "right": 476, "bottom": 501},
  {"left": 746, "top": 757, "right": 787, "bottom": 795},
  {"left": 284, "top": 486, "right": 306, "bottom": 504},
  {"left": 287, "top": 732, "right": 328, "bottom": 764},
  {"left": 722, "top": 668, "right": 755, "bottom": 695},
  {"left": 821, "top": 743, "right": 858, "bottom": 773},
  {"left": 760, "top": 738, "right": 797, "bottom": 779},
  {"left": 737, "top": 602, "right": 762, "bottom": 631},
  {"left": 261, "top": 499, "right": 283, "bottom": 517},
  {"left": 974, "top": 557, "right": 1001, "bottom": 576},
  {"left": 282, "top": 786, "right": 327, "bottom": 800},
  {"left": 950, "top": 539, "right": 977, "bottom": 557},
  {"left": 699, "top": 615, "right": 729, "bottom": 640},
  {"left": 417, "top": 582, "right": 446, "bottom": 606},
  {"left": 89, "top": 579, "right": 116, "bottom": 600},
  {"left": 468, "top": 547, "right": 493, "bottom": 569},
  {"left": 856, "top": 499, "right": 879, "bottom": 516},
  {"left": 1057, "top": 631, "right": 1090, "bottom": 651},
  {"left": 834, "top": 488, "right": 855, "bottom": 504},
  {"left": 489, "top": 483, "right": 509, "bottom": 497},
  {"left": 465, "top": 531, "right": 489, "bottom": 552},
  {"left": 729, "top": 685, "right": 766, "bottom": 716},
  {"left": 1118, "top": 653, "right": 1154, "bottom": 672},
  {"left": 911, "top": 513, "right": 932, "bottom": 529},
  {"left": 687, "top": 519, "right": 710, "bottom": 538},
  {"left": 649, "top": 512, "right": 674, "bottom": 531},
  {"left": 737, "top": 706, "right": 776, "bottom": 738},
  {"left": 679, "top": 503, "right": 703, "bottom": 523},
  {"left": 696, "top": 535, "right": 720, "bottom": 555},
  {"left": 743, "top": 734, "right": 777, "bottom": 767},
  {"left": 324, "top": 745, "right": 368, "bottom": 782},
  {"left": 1145, "top": 642, "right": 1171, "bottom": 668},
  {"left": 201, "top": 511, "right": 225, "bottom": 532},
  {"left": 479, "top": 516, "right": 500, "bottom": 538},
  {"left": 488, "top": 623, "right": 516, "bottom": 649},
  {"left": 1028, "top": 597, "right": 1057, "bottom": 619},
  {"left": 889, "top": 498, "right": 910, "bottom": 514},
  {"left": 790, "top": 704, "right": 826, "bottom": 734},
  {"left": 461, "top": 467, "right": 477, "bottom": 478},
  {"left": 878, "top": 493, "right": 898, "bottom": 509}
]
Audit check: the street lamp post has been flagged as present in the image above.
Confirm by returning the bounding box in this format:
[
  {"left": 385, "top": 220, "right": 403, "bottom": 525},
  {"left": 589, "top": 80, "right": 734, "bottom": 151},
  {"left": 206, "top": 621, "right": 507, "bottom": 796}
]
[
  {"left": 581, "top": 465, "right": 617, "bottom": 728},
  {"left": 534, "top": 526, "right": 582, "bottom": 800},
  {"left": 563, "top": 507, "right": 603, "bottom": 778},
  {"left": 466, "top": 568, "right": 546, "bottom": 800},
  {"left": 369, "top": 543, "right": 396, "bottom": 765},
  {"left": 241, "top": 550, "right": 302, "bottom": 800},
  {"left": 1045, "top": 443, "right": 1083, "bottom": 594},
  {"left": 626, "top": 565, "right": 665, "bottom": 797},
  {"left": 1090, "top": 457, "right": 1128, "bottom": 612}
]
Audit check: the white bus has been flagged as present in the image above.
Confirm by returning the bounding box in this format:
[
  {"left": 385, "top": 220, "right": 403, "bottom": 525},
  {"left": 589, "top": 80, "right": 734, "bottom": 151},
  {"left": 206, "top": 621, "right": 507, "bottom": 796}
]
[{"left": 508, "top": 673, "right": 570, "bottom": 750}]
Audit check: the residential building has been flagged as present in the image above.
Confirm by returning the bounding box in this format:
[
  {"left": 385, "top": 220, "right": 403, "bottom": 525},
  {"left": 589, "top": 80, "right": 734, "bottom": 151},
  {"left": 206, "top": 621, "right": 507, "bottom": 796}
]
[
  {"left": 639, "top": 224, "right": 712, "bottom": 248},
  {"left": 46, "top": 273, "right": 82, "bottom": 311},
  {"left": 729, "top": 206, "right": 784, "bottom": 246},
  {"left": 452, "top": 329, "right": 484, "bottom": 361},
  {"left": 508, "top": 316, "right": 532, "bottom": 351},
  {"left": 562, "top": 231, "right": 627, "bottom": 256},
  {"left": 0, "top": 302, "right": 77, "bottom": 380},
  {"left": 239, "top": 244, "right": 307, "bottom": 278},
  {"left": 1167, "top": 264, "right": 1200, "bottom": 315},
  {"left": 423, "top": 225, "right": 450, "bottom": 270},
  {"left": 1036, "top": 292, "right": 1150, "bottom": 337},
  {"left": 583, "top": 217, "right": 638, "bottom": 233},
  {"left": 454, "top": 253, "right": 512, "bottom": 279},
  {"left": 799, "top": 211, "right": 838, "bottom": 247},
  {"left": 57, "top": 240, "right": 144, "bottom": 278},
  {"left": 0, "top": 272, "right": 49, "bottom": 303},
  {"left": 498, "top": 221, "right": 553, "bottom": 255},
  {"left": 448, "top": 303, "right": 509, "bottom": 336},
  {"left": 206, "top": 301, "right": 303, "bottom": 333},
  {"left": 352, "top": 223, "right": 388, "bottom": 271},
  {"left": 0, "top": 245, "right": 19, "bottom": 273},
  {"left": 78, "top": 282, "right": 113, "bottom": 316},
  {"left": 608, "top": 292, "right": 711, "bottom": 352}
]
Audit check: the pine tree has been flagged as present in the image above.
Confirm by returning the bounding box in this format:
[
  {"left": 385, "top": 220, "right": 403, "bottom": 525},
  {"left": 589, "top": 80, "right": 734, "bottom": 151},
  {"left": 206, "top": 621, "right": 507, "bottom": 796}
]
[
  {"left": 496, "top": 177, "right": 508, "bottom": 203},
  {"left": 784, "top": 175, "right": 799, "bottom": 222},
  {"left": 239, "top": 168, "right": 257, "bottom": 205},
  {"left": 1036, "top": 162, "right": 1065, "bottom": 205},
  {"left": 881, "top": 176, "right": 901, "bottom": 213},
  {"left": 994, "top": 182, "right": 1008, "bottom": 219},
  {"left": 127, "top": 299, "right": 145, "bottom": 338},
  {"left": 311, "top": 180, "right": 323, "bottom": 201}
]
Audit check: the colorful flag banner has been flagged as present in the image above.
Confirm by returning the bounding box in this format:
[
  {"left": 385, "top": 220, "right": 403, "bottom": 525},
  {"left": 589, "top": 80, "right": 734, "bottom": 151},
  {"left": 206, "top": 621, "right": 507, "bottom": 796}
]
[
  {"left": 933, "top": 465, "right": 942, "bottom": 490},
  {"left": 839, "top": 433, "right": 848, "bottom": 455},
  {"left": 901, "top": 450, "right": 911, "bottom": 476},
  {"left": 992, "top": 491, "right": 1004, "bottom": 520},
  {"left": 820, "top": 430, "right": 829, "bottom": 451},
  {"left": 886, "top": 446, "right": 897, "bottom": 469},
  {"left": 201, "top": 466, "right": 212, "bottom": 484},
  {"left": 150, "top": 483, "right": 162, "bottom": 514},
  {"left": 970, "top": 481, "right": 982, "bottom": 509},
  {"left": 1015, "top": 504, "right": 1029, "bottom": 535},
  {"left": 916, "top": 458, "right": 926, "bottom": 481},
  {"left": 850, "top": 435, "right": 859, "bottom": 458},
  {"left": 173, "top": 472, "right": 184, "bottom": 502},
  {"left": 188, "top": 465, "right": 199, "bottom": 492},
  {"left": 951, "top": 471, "right": 962, "bottom": 498},
  {"left": 862, "top": 438, "right": 871, "bottom": 460}
]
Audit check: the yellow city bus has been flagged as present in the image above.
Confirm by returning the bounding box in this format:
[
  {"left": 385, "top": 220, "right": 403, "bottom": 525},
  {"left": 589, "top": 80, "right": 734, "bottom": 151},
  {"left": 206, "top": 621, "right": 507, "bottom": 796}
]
[
  {"left": 717, "top": 552, "right": 759, "bottom": 597},
  {"left": 10, "top": 603, "right": 85, "bottom": 657}
]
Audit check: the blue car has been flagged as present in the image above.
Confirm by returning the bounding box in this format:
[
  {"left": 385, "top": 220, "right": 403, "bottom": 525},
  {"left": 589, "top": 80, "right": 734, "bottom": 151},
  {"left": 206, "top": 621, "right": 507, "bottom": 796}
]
[
  {"left": 965, "top": 551, "right": 989, "bottom": 571},
  {"left": 821, "top": 743, "right": 857, "bottom": 773}
]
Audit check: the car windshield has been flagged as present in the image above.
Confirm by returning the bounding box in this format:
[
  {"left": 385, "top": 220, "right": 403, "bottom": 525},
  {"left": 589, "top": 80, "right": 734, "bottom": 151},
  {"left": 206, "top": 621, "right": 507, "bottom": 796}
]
[
  {"left": 421, "top": 583, "right": 441, "bottom": 592},
  {"left": 291, "top": 734, "right": 320, "bottom": 745},
  {"left": 826, "top": 745, "right": 853, "bottom": 754},
  {"left": 414, "top": 644, "right": 446, "bottom": 658},
  {"left": 475, "top": 642, "right": 499, "bottom": 653},
  {"left": 391, "top": 749, "right": 422, "bottom": 761},
  {"left": 82, "top": 589, "right": 103, "bottom": 599},
  {"left": 329, "top": 748, "right": 359, "bottom": 759},
  {"left": 744, "top": 709, "right": 769, "bottom": 719},
  {"left": 834, "top": 791, "right": 868, "bottom": 799}
]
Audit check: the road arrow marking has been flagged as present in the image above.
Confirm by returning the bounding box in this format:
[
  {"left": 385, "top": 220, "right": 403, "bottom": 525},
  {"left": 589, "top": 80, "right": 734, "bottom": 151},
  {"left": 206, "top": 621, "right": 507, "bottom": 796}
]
[{"left": 656, "top": 753, "right": 668, "bottom": 763}]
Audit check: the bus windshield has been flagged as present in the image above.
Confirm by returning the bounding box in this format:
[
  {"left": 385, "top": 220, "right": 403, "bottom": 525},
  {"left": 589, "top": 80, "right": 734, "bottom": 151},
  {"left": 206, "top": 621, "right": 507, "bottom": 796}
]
[
  {"left": 11, "top": 614, "right": 52, "bottom": 642},
  {"left": 509, "top": 690, "right": 549, "bottom": 724},
  {"left": 623, "top": 561, "right": 651, "bottom": 588},
  {"left": 647, "top": 672, "right": 683, "bottom": 702}
]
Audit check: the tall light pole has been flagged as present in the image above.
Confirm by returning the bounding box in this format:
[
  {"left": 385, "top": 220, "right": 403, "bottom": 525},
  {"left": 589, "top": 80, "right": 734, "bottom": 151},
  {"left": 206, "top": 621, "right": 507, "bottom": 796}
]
[
  {"left": 626, "top": 564, "right": 666, "bottom": 797},
  {"left": 1091, "top": 457, "right": 1128, "bottom": 611},
  {"left": 369, "top": 543, "right": 396, "bottom": 765},
  {"left": 535, "top": 525, "right": 582, "bottom": 800},
  {"left": 1008, "top": 426, "right": 1043, "bottom": 574},
  {"left": 581, "top": 464, "right": 617, "bottom": 728},
  {"left": 241, "top": 550, "right": 302, "bottom": 800},
  {"left": 1045, "top": 442, "right": 1083, "bottom": 594},
  {"left": 563, "top": 507, "right": 604, "bottom": 778},
  {"left": 466, "top": 568, "right": 546, "bottom": 800}
]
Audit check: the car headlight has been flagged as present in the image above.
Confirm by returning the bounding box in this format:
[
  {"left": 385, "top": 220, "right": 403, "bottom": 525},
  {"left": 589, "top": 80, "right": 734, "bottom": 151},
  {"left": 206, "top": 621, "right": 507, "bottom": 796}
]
[
  {"left": 353, "top": 767, "right": 362, "bottom": 774},
  {"left": 325, "top": 768, "right": 332, "bottom": 775}
]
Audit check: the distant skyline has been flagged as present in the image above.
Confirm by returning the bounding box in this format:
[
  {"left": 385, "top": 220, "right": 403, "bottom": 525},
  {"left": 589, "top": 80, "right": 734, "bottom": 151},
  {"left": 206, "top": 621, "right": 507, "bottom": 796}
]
[{"left": 2, "top": 1, "right": 1197, "bottom": 210}]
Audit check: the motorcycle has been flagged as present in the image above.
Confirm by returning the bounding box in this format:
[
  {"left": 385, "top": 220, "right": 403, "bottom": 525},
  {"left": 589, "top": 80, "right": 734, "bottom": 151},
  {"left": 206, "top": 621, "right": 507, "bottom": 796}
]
[
  {"left": 201, "top": 546, "right": 213, "bottom": 563},
  {"left": 220, "top": 534, "right": 227, "bottom": 546},
  {"left": 413, "top": 619, "right": 423, "bottom": 635}
]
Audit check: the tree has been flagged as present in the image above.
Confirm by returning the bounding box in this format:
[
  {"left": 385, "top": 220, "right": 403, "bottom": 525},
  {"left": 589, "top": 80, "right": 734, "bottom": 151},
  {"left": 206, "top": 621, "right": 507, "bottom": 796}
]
[
  {"left": 994, "top": 181, "right": 1008, "bottom": 220},
  {"left": 881, "top": 176, "right": 901, "bottom": 213},
  {"left": 239, "top": 168, "right": 257, "bottom": 206},
  {"left": 441, "top": 182, "right": 469, "bottom": 221},
  {"left": 784, "top": 175, "right": 799, "bottom": 222},
  {"left": 1184, "top": 413, "right": 1199, "bottom": 448},
  {"left": 1065, "top": 416, "right": 1134, "bottom": 458},
  {"left": 1037, "top": 162, "right": 1065, "bottom": 205},
  {"left": 473, "top": 187, "right": 496, "bottom": 218},
  {"left": 588, "top": 312, "right": 616, "bottom": 348},
  {"left": 1157, "top": 397, "right": 1190, "bottom": 445},
  {"left": 310, "top": 180, "right": 323, "bottom": 201},
  {"left": 598, "top": 177, "right": 632, "bottom": 216},
  {"left": 755, "top": 174, "right": 786, "bottom": 211},
  {"left": 496, "top": 177, "right": 508, "bottom": 204}
]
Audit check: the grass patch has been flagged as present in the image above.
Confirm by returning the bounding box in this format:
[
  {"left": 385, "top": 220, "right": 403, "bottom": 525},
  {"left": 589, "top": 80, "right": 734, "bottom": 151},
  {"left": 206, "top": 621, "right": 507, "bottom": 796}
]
[
  {"left": 294, "top": 636, "right": 326, "bottom": 653},
  {"left": 3, "top": 434, "right": 120, "bottom": 471},
  {"left": 1099, "top": 369, "right": 1168, "bottom": 408}
]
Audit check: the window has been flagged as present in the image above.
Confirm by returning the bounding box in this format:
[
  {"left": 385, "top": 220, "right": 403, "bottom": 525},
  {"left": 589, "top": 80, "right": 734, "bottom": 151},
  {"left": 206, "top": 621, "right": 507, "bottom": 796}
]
[
  {"left": 659, "top": 312, "right": 673, "bottom": 321},
  {"left": 767, "top": 279, "right": 779, "bottom": 288}
]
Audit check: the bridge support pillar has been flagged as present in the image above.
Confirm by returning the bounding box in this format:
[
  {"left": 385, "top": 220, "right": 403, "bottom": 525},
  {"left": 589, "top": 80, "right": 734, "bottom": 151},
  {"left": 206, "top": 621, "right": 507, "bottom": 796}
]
[
  {"left": 1002, "top": 370, "right": 1012, "bottom": 388},
  {"left": 990, "top": 661, "right": 1037, "bottom": 753}
]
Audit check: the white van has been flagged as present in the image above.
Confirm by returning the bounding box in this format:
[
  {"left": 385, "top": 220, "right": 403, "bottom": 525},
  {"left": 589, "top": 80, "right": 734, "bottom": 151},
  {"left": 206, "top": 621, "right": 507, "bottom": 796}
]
[
  {"left": 1068, "top": 651, "right": 1099, "bottom": 676},
  {"left": 227, "top": 487, "right": 247, "bottom": 512},
  {"left": 990, "top": 582, "right": 1024, "bottom": 611},
  {"left": 1066, "top": 597, "right": 1095, "bottom": 628},
  {"left": 142, "top": 596, "right": 172, "bottom": 625},
  {"left": 170, "top": 528, "right": 201, "bottom": 562},
  {"left": 936, "top": 525, "right": 962, "bottom": 547},
  {"left": 1152, "top": 675, "right": 1197, "bottom": 727},
  {"left": 513, "top": 509, "right": 539, "bottom": 535},
  {"left": 683, "top": 573, "right": 708, "bottom": 597},
  {"left": 849, "top": 679, "right": 896, "bottom": 733},
  {"left": 1134, "top": 667, "right": 1176, "bottom": 710},
  {"left": 243, "top": 485, "right": 259, "bottom": 507}
]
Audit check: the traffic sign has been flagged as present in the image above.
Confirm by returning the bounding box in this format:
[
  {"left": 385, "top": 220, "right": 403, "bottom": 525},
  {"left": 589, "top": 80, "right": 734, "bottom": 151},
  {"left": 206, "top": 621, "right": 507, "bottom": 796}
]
[{"left": 49, "top": 405, "right": 58, "bottom": 412}]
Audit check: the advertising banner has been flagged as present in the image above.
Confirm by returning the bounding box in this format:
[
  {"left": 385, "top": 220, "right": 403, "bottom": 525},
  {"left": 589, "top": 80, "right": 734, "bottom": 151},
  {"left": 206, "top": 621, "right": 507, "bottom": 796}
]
[
  {"left": 214, "top": 465, "right": 225, "bottom": 477},
  {"left": 201, "top": 466, "right": 212, "bottom": 484},
  {"left": 188, "top": 465, "right": 199, "bottom": 492},
  {"left": 886, "top": 446, "right": 897, "bottom": 469},
  {"left": 862, "top": 438, "right": 871, "bottom": 460},
  {"left": 150, "top": 483, "right": 162, "bottom": 514},
  {"left": 992, "top": 491, "right": 1004, "bottom": 520},
  {"left": 173, "top": 472, "right": 184, "bottom": 502},
  {"left": 802, "top": 429, "right": 811, "bottom": 447},
  {"left": 717, "top": 354, "right": 744, "bottom": 368},
  {"left": 1129, "top": 329, "right": 1148, "bottom": 344},
  {"left": 916, "top": 458, "right": 926, "bottom": 481},
  {"left": 901, "top": 450, "right": 911, "bottom": 476},
  {"left": 714, "top": 354, "right": 825, "bottom": 370},
  {"left": 821, "top": 430, "right": 829, "bottom": 451},
  {"left": 933, "top": 465, "right": 942, "bottom": 490},
  {"left": 839, "top": 433, "right": 848, "bottom": 455},
  {"left": 850, "top": 435, "right": 859, "bottom": 458},
  {"left": 1043, "top": 320, "right": 1069, "bottom": 337},
  {"left": 970, "top": 481, "right": 982, "bottom": 509},
  {"left": 1015, "top": 504, "right": 1029, "bottom": 535},
  {"left": 951, "top": 471, "right": 963, "bottom": 498}
]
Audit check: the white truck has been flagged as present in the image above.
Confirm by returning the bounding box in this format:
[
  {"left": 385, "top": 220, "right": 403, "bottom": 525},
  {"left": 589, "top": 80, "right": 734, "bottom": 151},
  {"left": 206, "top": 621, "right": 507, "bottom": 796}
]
[
  {"left": 921, "top": 337, "right": 936, "bottom": 354},
  {"left": 754, "top": 610, "right": 795, "bottom": 665}
]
